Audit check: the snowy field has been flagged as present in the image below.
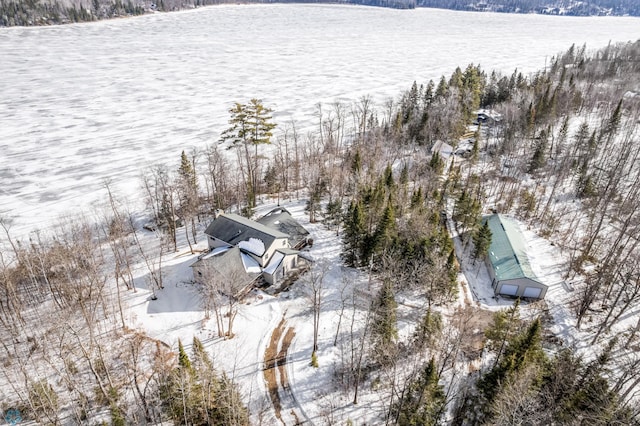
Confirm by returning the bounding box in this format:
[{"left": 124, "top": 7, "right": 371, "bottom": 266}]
[{"left": 1, "top": 4, "right": 639, "bottom": 236}]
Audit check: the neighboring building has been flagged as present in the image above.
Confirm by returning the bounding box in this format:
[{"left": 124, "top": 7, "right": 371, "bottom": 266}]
[
  {"left": 483, "top": 214, "right": 547, "bottom": 299},
  {"left": 475, "top": 109, "right": 503, "bottom": 125},
  {"left": 431, "top": 140, "right": 454, "bottom": 161},
  {"left": 192, "top": 209, "right": 311, "bottom": 292}
]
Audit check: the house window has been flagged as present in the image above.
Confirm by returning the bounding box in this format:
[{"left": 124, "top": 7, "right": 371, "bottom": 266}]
[{"left": 198, "top": 271, "right": 203, "bottom": 277}]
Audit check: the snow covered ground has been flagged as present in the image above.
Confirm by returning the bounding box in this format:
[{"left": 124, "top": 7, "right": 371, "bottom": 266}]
[{"left": 1, "top": 4, "right": 639, "bottom": 237}]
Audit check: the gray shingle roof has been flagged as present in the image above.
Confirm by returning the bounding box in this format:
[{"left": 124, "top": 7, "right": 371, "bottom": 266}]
[
  {"left": 191, "top": 246, "right": 260, "bottom": 297},
  {"left": 204, "top": 213, "right": 289, "bottom": 248},
  {"left": 257, "top": 207, "right": 310, "bottom": 249},
  {"left": 484, "top": 214, "right": 544, "bottom": 285}
]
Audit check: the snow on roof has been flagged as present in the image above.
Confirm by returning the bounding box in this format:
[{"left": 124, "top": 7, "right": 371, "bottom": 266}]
[
  {"left": 238, "top": 237, "right": 266, "bottom": 257},
  {"left": 263, "top": 251, "right": 285, "bottom": 275},
  {"left": 240, "top": 252, "right": 262, "bottom": 274},
  {"left": 201, "top": 245, "right": 231, "bottom": 260},
  {"left": 431, "top": 140, "right": 454, "bottom": 159}
]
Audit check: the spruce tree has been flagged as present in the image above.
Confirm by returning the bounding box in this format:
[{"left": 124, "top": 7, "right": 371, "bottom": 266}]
[
  {"left": 479, "top": 318, "right": 544, "bottom": 405},
  {"left": 177, "top": 339, "right": 192, "bottom": 371},
  {"left": 413, "top": 308, "right": 442, "bottom": 352},
  {"left": 371, "top": 280, "right": 398, "bottom": 364},
  {"left": 394, "top": 358, "right": 446, "bottom": 426},
  {"left": 342, "top": 201, "right": 366, "bottom": 267},
  {"left": 472, "top": 220, "right": 492, "bottom": 262}
]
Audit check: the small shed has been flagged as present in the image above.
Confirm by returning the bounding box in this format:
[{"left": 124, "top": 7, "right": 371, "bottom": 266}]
[{"left": 483, "top": 214, "right": 547, "bottom": 299}]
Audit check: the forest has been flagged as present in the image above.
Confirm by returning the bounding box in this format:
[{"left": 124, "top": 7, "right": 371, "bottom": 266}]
[
  {"left": 0, "top": 40, "right": 639, "bottom": 424},
  {"left": 417, "top": 0, "right": 640, "bottom": 16},
  {"left": 1, "top": 0, "right": 637, "bottom": 27}
]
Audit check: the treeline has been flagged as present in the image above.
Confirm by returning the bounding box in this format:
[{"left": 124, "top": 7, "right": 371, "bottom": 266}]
[
  {"left": 4, "top": 0, "right": 637, "bottom": 27},
  {"left": 417, "top": 0, "right": 640, "bottom": 15},
  {"left": 0, "top": 0, "right": 414, "bottom": 27}
]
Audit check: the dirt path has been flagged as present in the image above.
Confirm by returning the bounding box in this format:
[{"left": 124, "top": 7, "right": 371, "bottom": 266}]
[{"left": 264, "top": 316, "right": 300, "bottom": 425}]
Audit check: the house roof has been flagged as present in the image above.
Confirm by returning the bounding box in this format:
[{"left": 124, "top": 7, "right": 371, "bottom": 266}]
[
  {"left": 204, "top": 213, "right": 289, "bottom": 249},
  {"left": 191, "top": 246, "right": 261, "bottom": 296},
  {"left": 263, "top": 251, "right": 285, "bottom": 275},
  {"left": 257, "top": 207, "right": 310, "bottom": 248},
  {"left": 484, "top": 214, "right": 545, "bottom": 286}
]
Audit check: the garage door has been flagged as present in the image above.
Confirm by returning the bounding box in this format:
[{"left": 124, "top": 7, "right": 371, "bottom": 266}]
[
  {"left": 499, "top": 284, "right": 518, "bottom": 296},
  {"left": 523, "top": 287, "right": 542, "bottom": 298}
]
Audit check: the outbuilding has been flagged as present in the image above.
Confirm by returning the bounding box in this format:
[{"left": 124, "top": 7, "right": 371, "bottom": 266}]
[{"left": 483, "top": 214, "right": 547, "bottom": 300}]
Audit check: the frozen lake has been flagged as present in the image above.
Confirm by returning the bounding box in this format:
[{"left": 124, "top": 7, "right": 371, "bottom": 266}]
[{"left": 0, "top": 4, "right": 638, "bottom": 235}]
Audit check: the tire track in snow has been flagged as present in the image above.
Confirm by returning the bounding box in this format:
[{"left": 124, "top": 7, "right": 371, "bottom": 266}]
[{"left": 264, "top": 316, "right": 304, "bottom": 425}]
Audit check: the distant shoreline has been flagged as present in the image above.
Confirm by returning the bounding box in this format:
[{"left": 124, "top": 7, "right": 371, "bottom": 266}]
[{"left": 1, "top": 0, "right": 637, "bottom": 27}]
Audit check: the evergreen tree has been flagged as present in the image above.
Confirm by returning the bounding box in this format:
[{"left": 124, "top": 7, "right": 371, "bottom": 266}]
[
  {"left": 394, "top": 358, "right": 446, "bottom": 426},
  {"left": 369, "top": 202, "right": 395, "bottom": 259},
  {"left": 177, "top": 339, "right": 192, "bottom": 372},
  {"left": 472, "top": 220, "right": 492, "bottom": 261},
  {"left": 410, "top": 187, "right": 424, "bottom": 210},
  {"left": 342, "top": 201, "right": 366, "bottom": 267},
  {"left": 324, "top": 199, "right": 343, "bottom": 234},
  {"left": 479, "top": 318, "right": 544, "bottom": 405},
  {"left": 220, "top": 99, "right": 276, "bottom": 209},
  {"left": 528, "top": 134, "right": 548, "bottom": 173},
  {"left": 429, "top": 151, "right": 444, "bottom": 173},
  {"left": 371, "top": 280, "right": 398, "bottom": 364},
  {"left": 413, "top": 308, "right": 443, "bottom": 352},
  {"left": 435, "top": 75, "right": 449, "bottom": 99}
]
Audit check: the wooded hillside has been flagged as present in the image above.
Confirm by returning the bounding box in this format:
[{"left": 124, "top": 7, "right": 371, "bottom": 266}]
[{"left": 1, "top": 0, "right": 636, "bottom": 27}]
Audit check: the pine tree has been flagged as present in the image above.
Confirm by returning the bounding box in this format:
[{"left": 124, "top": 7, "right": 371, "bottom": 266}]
[
  {"left": 220, "top": 99, "right": 276, "bottom": 209},
  {"left": 324, "top": 199, "right": 342, "bottom": 234},
  {"left": 177, "top": 339, "right": 192, "bottom": 371},
  {"left": 394, "top": 358, "right": 446, "bottom": 426},
  {"left": 368, "top": 203, "right": 395, "bottom": 260},
  {"left": 479, "top": 318, "right": 544, "bottom": 405},
  {"left": 371, "top": 280, "right": 398, "bottom": 364},
  {"left": 342, "top": 201, "right": 366, "bottom": 267},
  {"left": 435, "top": 75, "right": 449, "bottom": 99},
  {"left": 472, "top": 220, "right": 492, "bottom": 261},
  {"left": 429, "top": 151, "right": 443, "bottom": 173},
  {"left": 528, "top": 135, "right": 547, "bottom": 173},
  {"left": 413, "top": 308, "right": 442, "bottom": 352}
]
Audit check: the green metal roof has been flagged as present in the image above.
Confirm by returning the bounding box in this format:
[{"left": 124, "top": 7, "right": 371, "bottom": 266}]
[{"left": 484, "top": 214, "right": 542, "bottom": 284}]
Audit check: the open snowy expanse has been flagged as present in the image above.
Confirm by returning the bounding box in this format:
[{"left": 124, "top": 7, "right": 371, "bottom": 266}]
[{"left": 0, "top": 4, "right": 638, "bottom": 236}]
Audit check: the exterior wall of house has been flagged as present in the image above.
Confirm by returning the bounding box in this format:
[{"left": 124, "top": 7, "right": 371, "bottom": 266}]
[
  {"left": 495, "top": 278, "right": 547, "bottom": 299},
  {"left": 263, "top": 253, "right": 300, "bottom": 286},
  {"left": 263, "top": 237, "right": 289, "bottom": 265}
]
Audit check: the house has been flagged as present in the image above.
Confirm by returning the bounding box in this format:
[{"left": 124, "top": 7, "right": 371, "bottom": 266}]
[
  {"left": 431, "top": 140, "right": 454, "bottom": 161},
  {"left": 203, "top": 212, "right": 291, "bottom": 267},
  {"left": 483, "top": 214, "right": 548, "bottom": 299},
  {"left": 475, "top": 109, "right": 503, "bottom": 125},
  {"left": 192, "top": 209, "right": 311, "bottom": 292}
]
